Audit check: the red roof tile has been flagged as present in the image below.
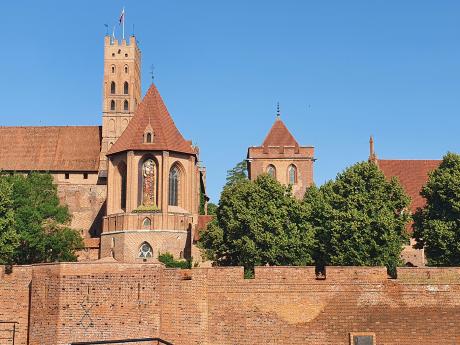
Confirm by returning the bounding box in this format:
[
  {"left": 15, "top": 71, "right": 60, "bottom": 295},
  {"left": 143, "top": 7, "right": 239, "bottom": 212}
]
[
  {"left": 0, "top": 126, "right": 101, "bottom": 171},
  {"left": 262, "top": 117, "right": 299, "bottom": 147},
  {"left": 108, "top": 83, "right": 196, "bottom": 156},
  {"left": 378, "top": 159, "right": 441, "bottom": 213}
]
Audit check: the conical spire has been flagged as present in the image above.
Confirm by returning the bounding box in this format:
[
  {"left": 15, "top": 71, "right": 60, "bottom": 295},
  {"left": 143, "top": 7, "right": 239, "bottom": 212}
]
[
  {"left": 262, "top": 117, "right": 299, "bottom": 147},
  {"left": 108, "top": 83, "right": 195, "bottom": 156}
]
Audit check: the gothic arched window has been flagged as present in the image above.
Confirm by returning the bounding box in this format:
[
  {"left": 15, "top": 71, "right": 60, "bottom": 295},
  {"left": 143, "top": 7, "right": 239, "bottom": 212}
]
[
  {"left": 124, "top": 81, "right": 129, "bottom": 94},
  {"left": 142, "top": 217, "right": 151, "bottom": 229},
  {"left": 169, "top": 165, "right": 180, "bottom": 206},
  {"left": 110, "top": 100, "right": 115, "bottom": 111},
  {"left": 124, "top": 65, "right": 128, "bottom": 73},
  {"left": 123, "top": 100, "right": 129, "bottom": 111},
  {"left": 146, "top": 132, "right": 152, "bottom": 143},
  {"left": 138, "top": 242, "right": 153, "bottom": 258},
  {"left": 110, "top": 81, "right": 116, "bottom": 94},
  {"left": 288, "top": 165, "right": 297, "bottom": 185},
  {"left": 111, "top": 65, "right": 116, "bottom": 73},
  {"left": 267, "top": 164, "right": 276, "bottom": 178}
]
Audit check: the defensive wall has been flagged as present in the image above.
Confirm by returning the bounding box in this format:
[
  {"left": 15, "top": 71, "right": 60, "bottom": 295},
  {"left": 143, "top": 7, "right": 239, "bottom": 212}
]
[{"left": 1, "top": 262, "right": 460, "bottom": 345}]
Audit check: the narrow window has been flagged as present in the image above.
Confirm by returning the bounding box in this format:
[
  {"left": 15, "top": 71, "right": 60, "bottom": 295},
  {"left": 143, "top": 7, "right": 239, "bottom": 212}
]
[
  {"left": 288, "top": 165, "right": 297, "bottom": 184},
  {"left": 110, "top": 81, "right": 116, "bottom": 94},
  {"left": 138, "top": 242, "right": 153, "bottom": 258},
  {"left": 110, "top": 100, "right": 115, "bottom": 111},
  {"left": 124, "top": 81, "right": 129, "bottom": 95},
  {"left": 65, "top": 173, "right": 70, "bottom": 180},
  {"left": 124, "top": 65, "right": 128, "bottom": 73},
  {"left": 169, "top": 165, "right": 180, "bottom": 206},
  {"left": 123, "top": 100, "right": 129, "bottom": 111},
  {"left": 111, "top": 65, "right": 115, "bottom": 73},
  {"left": 267, "top": 165, "right": 276, "bottom": 178},
  {"left": 83, "top": 173, "right": 88, "bottom": 180},
  {"left": 146, "top": 132, "right": 152, "bottom": 143}
]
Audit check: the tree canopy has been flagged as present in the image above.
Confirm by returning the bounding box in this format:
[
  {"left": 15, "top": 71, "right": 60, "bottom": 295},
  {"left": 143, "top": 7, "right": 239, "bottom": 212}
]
[
  {"left": 0, "top": 173, "right": 83, "bottom": 264},
  {"left": 225, "top": 160, "right": 248, "bottom": 187},
  {"left": 305, "top": 161, "right": 411, "bottom": 271},
  {"left": 413, "top": 153, "right": 460, "bottom": 266},
  {"left": 199, "top": 174, "right": 316, "bottom": 270}
]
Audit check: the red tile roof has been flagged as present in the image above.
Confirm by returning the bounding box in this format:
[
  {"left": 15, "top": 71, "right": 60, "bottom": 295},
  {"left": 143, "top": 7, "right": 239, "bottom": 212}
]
[
  {"left": 378, "top": 159, "right": 441, "bottom": 213},
  {"left": 0, "top": 126, "right": 101, "bottom": 171},
  {"left": 262, "top": 117, "right": 299, "bottom": 147},
  {"left": 108, "top": 83, "right": 196, "bottom": 156}
]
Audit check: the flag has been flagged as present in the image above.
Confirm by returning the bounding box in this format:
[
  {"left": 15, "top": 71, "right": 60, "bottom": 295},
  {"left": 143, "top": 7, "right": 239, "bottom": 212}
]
[{"left": 119, "top": 8, "right": 125, "bottom": 25}]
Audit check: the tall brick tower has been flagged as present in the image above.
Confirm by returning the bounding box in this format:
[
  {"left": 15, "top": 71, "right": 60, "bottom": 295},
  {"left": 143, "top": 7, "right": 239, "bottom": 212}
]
[
  {"left": 99, "top": 35, "right": 142, "bottom": 174},
  {"left": 247, "top": 110, "right": 315, "bottom": 199}
]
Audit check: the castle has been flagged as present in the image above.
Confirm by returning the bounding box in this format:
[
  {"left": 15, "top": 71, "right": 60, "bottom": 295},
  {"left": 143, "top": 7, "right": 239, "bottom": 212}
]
[{"left": 0, "top": 30, "right": 440, "bottom": 267}]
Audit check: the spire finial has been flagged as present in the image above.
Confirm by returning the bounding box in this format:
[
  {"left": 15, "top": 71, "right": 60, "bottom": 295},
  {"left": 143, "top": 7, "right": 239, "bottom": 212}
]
[
  {"left": 150, "top": 64, "right": 155, "bottom": 84},
  {"left": 276, "top": 102, "right": 280, "bottom": 117},
  {"left": 369, "top": 135, "right": 377, "bottom": 163}
]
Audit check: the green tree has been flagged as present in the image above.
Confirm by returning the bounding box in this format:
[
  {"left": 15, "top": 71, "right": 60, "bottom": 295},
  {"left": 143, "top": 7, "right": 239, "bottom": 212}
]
[
  {"left": 413, "top": 153, "right": 460, "bottom": 266},
  {"left": 199, "top": 174, "right": 316, "bottom": 270},
  {"left": 4, "top": 173, "right": 83, "bottom": 264},
  {"left": 225, "top": 160, "right": 248, "bottom": 187},
  {"left": 0, "top": 178, "right": 19, "bottom": 264},
  {"left": 305, "top": 161, "right": 410, "bottom": 272},
  {"left": 207, "top": 202, "right": 218, "bottom": 215}
]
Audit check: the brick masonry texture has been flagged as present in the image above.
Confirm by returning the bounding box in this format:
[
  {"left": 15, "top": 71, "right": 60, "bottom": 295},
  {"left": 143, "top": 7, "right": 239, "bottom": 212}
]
[{"left": 2, "top": 263, "right": 460, "bottom": 344}]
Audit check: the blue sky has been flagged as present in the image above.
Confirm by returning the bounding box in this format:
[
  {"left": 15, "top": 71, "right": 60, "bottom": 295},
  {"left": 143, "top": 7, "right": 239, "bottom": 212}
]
[{"left": 1, "top": 1, "right": 459, "bottom": 202}]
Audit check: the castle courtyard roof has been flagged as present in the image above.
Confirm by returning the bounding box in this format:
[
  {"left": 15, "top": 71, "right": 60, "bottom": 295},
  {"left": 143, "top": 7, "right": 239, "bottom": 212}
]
[
  {"left": 378, "top": 159, "right": 441, "bottom": 213},
  {"left": 107, "top": 83, "right": 196, "bottom": 156},
  {"left": 0, "top": 126, "right": 101, "bottom": 172}
]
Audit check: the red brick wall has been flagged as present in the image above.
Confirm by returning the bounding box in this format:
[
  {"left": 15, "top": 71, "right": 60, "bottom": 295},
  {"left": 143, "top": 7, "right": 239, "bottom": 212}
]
[
  {"left": 2, "top": 264, "right": 460, "bottom": 345},
  {"left": 0, "top": 266, "right": 31, "bottom": 345}
]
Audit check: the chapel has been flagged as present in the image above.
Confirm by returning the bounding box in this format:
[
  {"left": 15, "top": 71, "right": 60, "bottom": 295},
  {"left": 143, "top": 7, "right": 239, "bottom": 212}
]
[{"left": 0, "top": 34, "right": 207, "bottom": 262}]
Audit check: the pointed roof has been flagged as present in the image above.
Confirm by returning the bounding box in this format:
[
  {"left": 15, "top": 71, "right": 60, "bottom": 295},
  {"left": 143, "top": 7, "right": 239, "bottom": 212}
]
[
  {"left": 108, "top": 83, "right": 196, "bottom": 156},
  {"left": 262, "top": 117, "right": 299, "bottom": 147}
]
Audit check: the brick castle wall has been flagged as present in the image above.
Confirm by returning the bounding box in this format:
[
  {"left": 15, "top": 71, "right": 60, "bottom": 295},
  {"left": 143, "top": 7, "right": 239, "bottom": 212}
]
[{"left": 2, "top": 263, "right": 460, "bottom": 344}]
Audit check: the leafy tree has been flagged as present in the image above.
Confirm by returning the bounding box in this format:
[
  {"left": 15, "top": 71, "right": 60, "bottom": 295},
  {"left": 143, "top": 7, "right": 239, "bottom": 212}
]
[
  {"left": 413, "top": 153, "right": 460, "bottom": 266},
  {"left": 207, "top": 202, "right": 218, "bottom": 215},
  {"left": 199, "top": 174, "right": 316, "bottom": 270},
  {"left": 225, "top": 160, "right": 248, "bottom": 187},
  {"left": 0, "top": 178, "right": 19, "bottom": 264},
  {"left": 304, "top": 161, "right": 411, "bottom": 272},
  {"left": 2, "top": 173, "right": 83, "bottom": 264}
]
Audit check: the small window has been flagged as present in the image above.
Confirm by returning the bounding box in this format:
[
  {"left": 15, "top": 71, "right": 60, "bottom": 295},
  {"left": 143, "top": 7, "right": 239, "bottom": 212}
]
[
  {"left": 65, "top": 173, "right": 70, "bottom": 180},
  {"left": 350, "top": 333, "right": 375, "bottom": 345},
  {"left": 124, "top": 65, "right": 128, "bottom": 73},
  {"left": 83, "top": 173, "right": 88, "bottom": 180},
  {"left": 111, "top": 65, "right": 115, "bottom": 73},
  {"left": 125, "top": 53, "right": 128, "bottom": 57},
  {"left": 110, "top": 81, "right": 116, "bottom": 94},
  {"left": 123, "top": 100, "right": 129, "bottom": 111},
  {"left": 124, "top": 81, "right": 129, "bottom": 94},
  {"left": 142, "top": 218, "right": 151, "bottom": 229},
  {"left": 138, "top": 242, "right": 153, "bottom": 258},
  {"left": 112, "top": 53, "right": 115, "bottom": 57},
  {"left": 110, "top": 100, "right": 115, "bottom": 111},
  {"left": 267, "top": 165, "right": 276, "bottom": 178},
  {"left": 146, "top": 132, "right": 152, "bottom": 143},
  {"left": 118, "top": 49, "right": 121, "bottom": 54}
]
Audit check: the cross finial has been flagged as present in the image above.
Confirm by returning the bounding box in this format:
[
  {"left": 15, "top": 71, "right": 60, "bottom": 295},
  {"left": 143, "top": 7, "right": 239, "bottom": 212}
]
[
  {"left": 150, "top": 65, "right": 155, "bottom": 84},
  {"left": 276, "top": 102, "right": 280, "bottom": 117}
]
